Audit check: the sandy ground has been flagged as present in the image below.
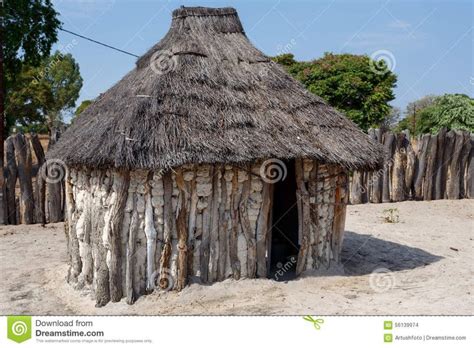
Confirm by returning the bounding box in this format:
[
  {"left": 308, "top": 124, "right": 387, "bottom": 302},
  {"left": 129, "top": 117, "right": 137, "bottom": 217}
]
[{"left": 1, "top": 200, "right": 473, "bottom": 315}]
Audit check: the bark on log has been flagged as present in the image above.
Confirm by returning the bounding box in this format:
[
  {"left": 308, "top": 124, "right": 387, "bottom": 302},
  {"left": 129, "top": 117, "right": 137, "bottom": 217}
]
[
  {"left": 446, "top": 131, "right": 464, "bottom": 199},
  {"left": 414, "top": 134, "right": 430, "bottom": 200},
  {"left": 12, "top": 134, "right": 35, "bottom": 224},
  {"left": 433, "top": 128, "right": 447, "bottom": 200},
  {"left": 382, "top": 132, "right": 395, "bottom": 202},
  {"left": 229, "top": 167, "right": 241, "bottom": 279},
  {"left": 392, "top": 133, "right": 408, "bottom": 202},
  {"left": 64, "top": 171, "right": 82, "bottom": 283},
  {"left": 370, "top": 129, "right": 383, "bottom": 203},
  {"left": 30, "top": 134, "right": 46, "bottom": 225},
  {"left": 208, "top": 165, "right": 221, "bottom": 283},
  {"left": 404, "top": 134, "right": 416, "bottom": 200},
  {"left": 466, "top": 135, "right": 474, "bottom": 199},
  {"left": 295, "top": 159, "right": 310, "bottom": 275},
  {"left": 159, "top": 171, "right": 173, "bottom": 289},
  {"left": 5, "top": 137, "right": 18, "bottom": 224},
  {"left": 126, "top": 199, "right": 138, "bottom": 304},
  {"left": 423, "top": 134, "right": 438, "bottom": 200},
  {"left": 459, "top": 131, "right": 472, "bottom": 198},
  {"left": 256, "top": 181, "right": 272, "bottom": 278},
  {"left": 217, "top": 168, "right": 228, "bottom": 280},
  {"left": 239, "top": 168, "right": 256, "bottom": 278},
  {"left": 109, "top": 170, "right": 130, "bottom": 301},
  {"left": 175, "top": 169, "right": 188, "bottom": 290},
  {"left": 350, "top": 171, "right": 364, "bottom": 204}
]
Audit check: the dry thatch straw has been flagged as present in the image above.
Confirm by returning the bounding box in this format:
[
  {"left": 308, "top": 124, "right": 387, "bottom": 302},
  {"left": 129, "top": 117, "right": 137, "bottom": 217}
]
[{"left": 48, "top": 6, "right": 384, "bottom": 171}]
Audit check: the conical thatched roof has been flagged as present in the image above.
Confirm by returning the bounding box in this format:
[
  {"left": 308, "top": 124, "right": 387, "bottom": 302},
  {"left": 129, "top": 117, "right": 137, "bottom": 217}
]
[{"left": 48, "top": 7, "right": 384, "bottom": 171}]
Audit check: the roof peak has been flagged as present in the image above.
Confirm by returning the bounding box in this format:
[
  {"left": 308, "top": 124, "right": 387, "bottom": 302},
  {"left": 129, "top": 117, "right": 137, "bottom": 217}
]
[{"left": 172, "top": 7, "right": 237, "bottom": 18}]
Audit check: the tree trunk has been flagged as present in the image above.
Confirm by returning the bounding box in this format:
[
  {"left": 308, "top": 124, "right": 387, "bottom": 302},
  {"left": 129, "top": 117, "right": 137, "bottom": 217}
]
[
  {"left": 350, "top": 171, "right": 364, "bottom": 204},
  {"left": 459, "top": 131, "right": 471, "bottom": 198},
  {"left": 12, "top": 134, "right": 35, "bottom": 224}
]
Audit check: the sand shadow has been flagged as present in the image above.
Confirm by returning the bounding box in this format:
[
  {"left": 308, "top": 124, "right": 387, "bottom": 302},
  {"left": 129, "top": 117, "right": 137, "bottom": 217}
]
[{"left": 340, "top": 231, "right": 443, "bottom": 276}]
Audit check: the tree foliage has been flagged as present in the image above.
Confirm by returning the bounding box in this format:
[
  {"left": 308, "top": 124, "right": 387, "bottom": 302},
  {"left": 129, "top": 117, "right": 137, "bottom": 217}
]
[
  {"left": 74, "top": 99, "right": 93, "bottom": 117},
  {"left": 397, "top": 94, "right": 474, "bottom": 134},
  {"left": 6, "top": 52, "right": 83, "bottom": 133},
  {"left": 3, "top": 0, "right": 61, "bottom": 75},
  {"left": 273, "top": 53, "right": 397, "bottom": 131}
]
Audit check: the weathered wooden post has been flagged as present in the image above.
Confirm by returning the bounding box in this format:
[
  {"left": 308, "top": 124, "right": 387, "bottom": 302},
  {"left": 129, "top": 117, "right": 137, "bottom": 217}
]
[
  {"left": 466, "top": 135, "right": 474, "bottom": 199},
  {"left": 5, "top": 136, "right": 18, "bottom": 224},
  {"left": 446, "top": 130, "right": 464, "bottom": 199},
  {"left": 413, "top": 134, "right": 430, "bottom": 200},
  {"left": 30, "top": 133, "right": 46, "bottom": 225},
  {"left": 459, "top": 130, "right": 472, "bottom": 198},
  {"left": 433, "top": 128, "right": 447, "bottom": 200},
  {"left": 12, "top": 133, "right": 35, "bottom": 224},
  {"left": 422, "top": 134, "right": 438, "bottom": 200},
  {"left": 392, "top": 132, "right": 408, "bottom": 201},
  {"left": 382, "top": 131, "right": 395, "bottom": 202}
]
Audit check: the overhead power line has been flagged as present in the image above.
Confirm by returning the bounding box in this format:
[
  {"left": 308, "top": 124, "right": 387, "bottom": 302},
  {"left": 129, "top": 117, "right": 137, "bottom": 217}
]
[{"left": 59, "top": 28, "right": 139, "bottom": 58}]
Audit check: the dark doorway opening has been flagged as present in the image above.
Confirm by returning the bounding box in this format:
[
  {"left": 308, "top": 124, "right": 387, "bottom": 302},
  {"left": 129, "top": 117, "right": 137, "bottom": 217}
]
[{"left": 268, "top": 159, "right": 299, "bottom": 281}]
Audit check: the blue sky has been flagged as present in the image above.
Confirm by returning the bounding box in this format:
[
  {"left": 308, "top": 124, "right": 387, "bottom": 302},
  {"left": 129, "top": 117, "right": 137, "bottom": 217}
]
[{"left": 52, "top": 0, "right": 473, "bottom": 119}]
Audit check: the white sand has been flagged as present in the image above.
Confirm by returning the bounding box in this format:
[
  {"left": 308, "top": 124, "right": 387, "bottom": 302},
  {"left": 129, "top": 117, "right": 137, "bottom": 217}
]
[{"left": 1, "top": 200, "right": 473, "bottom": 315}]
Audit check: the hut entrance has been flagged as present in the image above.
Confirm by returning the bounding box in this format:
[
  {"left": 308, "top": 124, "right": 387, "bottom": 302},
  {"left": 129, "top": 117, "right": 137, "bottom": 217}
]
[{"left": 268, "top": 159, "right": 299, "bottom": 281}]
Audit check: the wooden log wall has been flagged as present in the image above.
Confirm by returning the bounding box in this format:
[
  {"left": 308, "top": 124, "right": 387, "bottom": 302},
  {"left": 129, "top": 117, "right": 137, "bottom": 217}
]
[
  {"left": 66, "top": 160, "right": 349, "bottom": 306},
  {"left": 350, "top": 128, "right": 474, "bottom": 204},
  {"left": 0, "top": 132, "right": 66, "bottom": 225}
]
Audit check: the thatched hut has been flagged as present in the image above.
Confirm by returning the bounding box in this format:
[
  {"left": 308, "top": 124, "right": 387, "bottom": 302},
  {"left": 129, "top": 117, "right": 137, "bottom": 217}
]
[{"left": 48, "top": 6, "right": 384, "bottom": 306}]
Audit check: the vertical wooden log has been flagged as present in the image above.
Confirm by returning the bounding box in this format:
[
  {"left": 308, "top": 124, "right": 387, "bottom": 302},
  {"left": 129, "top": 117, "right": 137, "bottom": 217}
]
[
  {"left": 187, "top": 169, "right": 198, "bottom": 279},
  {"left": 308, "top": 160, "right": 320, "bottom": 269},
  {"left": 404, "top": 131, "right": 416, "bottom": 200},
  {"left": 423, "top": 134, "right": 438, "bottom": 200},
  {"left": 229, "top": 167, "right": 241, "bottom": 280},
  {"left": 350, "top": 171, "right": 364, "bottom": 204},
  {"left": 12, "top": 133, "right": 34, "bottom": 224},
  {"left": 175, "top": 169, "right": 188, "bottom": 291},
  {"left": 208, "top": 165, "right": 221, "bottom": 283},
  {"left": 413, "top": 134, "right": 430, "bottom": 200},
  {"left": 30, "top": 134, "right": 46, "bottom": 225},
  {"left": 159, "top": 171, "right": 173, "bottom": 290},
  {"left": 295, "top": 159, "right": 310, "bottom": 275},
  {"left": 332, "top": 171, "right": 348, "bottom": 262},
  {"left": 108, "top": 170, "right": 129, "bottom": 302},
  {"left": 382, "top": 132, "right": 395, "bottom": 202},
  {"left": 433, "top": 128, "right": 447, "bottom": 200},
  {"left": 256, "top": 180, "right": 272, "bottom": 278},
  {"left": 370, "top": 129, "right": 383, "bottom": 203},
  {"left": 199, "top": 166, "right": 213, "bottom": 283},
  {"left": 239, "top": 167, "right": 256, "bottom": 278},
  {"left": 64, "top": 170, "right": 82, "bottom": 283},
  {"left": 459, "top": 131, "right": 472, "bottom": 198},
  {"left": 392, "top": 133, "right": 408, "bottom": 202},
  {"left": 466, "top": 135, "right": 474, "bottom": 199},
  {"left": 217, "top": 167, "right": 228, "bottom": 281},
  {"left": 446, "top": 130, "right": 464, "bottom": 199},
  {"left": 126, "top": 199, "right": 138, "bottom": 304},
  {"left": 5, "top": 137, "right": 18, "bottom": 224}
]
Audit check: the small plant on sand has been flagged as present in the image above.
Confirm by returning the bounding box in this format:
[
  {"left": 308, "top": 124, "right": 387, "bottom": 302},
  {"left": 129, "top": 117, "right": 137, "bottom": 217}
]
[{"left": 383, "top": 208, "right": 399, "bottom": 223}]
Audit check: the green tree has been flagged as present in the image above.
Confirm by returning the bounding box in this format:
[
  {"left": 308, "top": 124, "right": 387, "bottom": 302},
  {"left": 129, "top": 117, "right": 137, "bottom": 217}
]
[
  {"left": 74, "top": 99, "right": 93, "bottom": 117},
  {"left": 273, "top": 53, "right": 397, "bottom": 131},
  {"left": 6, "top": 51, "right": 83, "bottom": 133},
  {"left": 397, "top": 94, "right": 473, "bottom": 135}
]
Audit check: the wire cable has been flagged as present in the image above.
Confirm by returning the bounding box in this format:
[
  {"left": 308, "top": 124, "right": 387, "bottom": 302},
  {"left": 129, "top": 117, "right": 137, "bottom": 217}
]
[{"left": 59, "top": 28, "right": 139, "bottom": 58}]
